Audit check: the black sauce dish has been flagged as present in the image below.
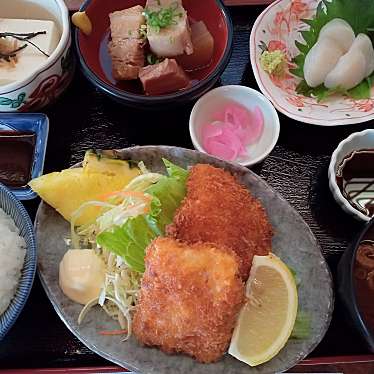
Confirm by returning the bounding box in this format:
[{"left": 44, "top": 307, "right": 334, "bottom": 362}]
[
  {"left": 338, "top": 217, "right": 374, "bottom": 352},
  {"left": 73, "top": 0, "right": 233, "bottom": 109}
]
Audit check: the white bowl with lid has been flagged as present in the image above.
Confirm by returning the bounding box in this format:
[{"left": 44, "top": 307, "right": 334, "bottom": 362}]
[
  {"left": 328, "top": 129, "right": 374, "bottom": 222},
  {"left": 0, "top": 0, "right": 74, "bottom": 112}
]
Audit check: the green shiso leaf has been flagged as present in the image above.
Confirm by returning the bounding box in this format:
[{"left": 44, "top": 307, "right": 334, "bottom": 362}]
[{"left": 292, "top": 0, "right": 374, "bottom": 100}]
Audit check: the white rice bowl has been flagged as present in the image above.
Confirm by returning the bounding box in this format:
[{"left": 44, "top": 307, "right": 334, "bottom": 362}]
[{"left": 0, "top": 208, "right": 26, "bottom": 315}]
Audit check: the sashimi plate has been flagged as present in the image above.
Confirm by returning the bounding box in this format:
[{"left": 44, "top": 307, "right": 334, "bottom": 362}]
[
  {"left": 250, "top": 0, "right": 374, "bottom": 126},
  {"left": 36, "top": 146, "right": 333, "bottom": 374}
]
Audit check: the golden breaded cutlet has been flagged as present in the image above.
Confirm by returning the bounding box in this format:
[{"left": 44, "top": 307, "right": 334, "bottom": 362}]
[
  {"left": 132, "top": 237, "right": 245, "bottom": 363},
  {"left": 167, "top": 164, "right": 273, "bottom": 281}
]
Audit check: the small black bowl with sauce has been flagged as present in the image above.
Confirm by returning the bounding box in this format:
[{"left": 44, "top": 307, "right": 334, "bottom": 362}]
[
  {"left": 338, "top": 218, "right": 374, "bottom": 352},
  {"left": 0, "top": 113, "right": 49, "bottom": 200}
]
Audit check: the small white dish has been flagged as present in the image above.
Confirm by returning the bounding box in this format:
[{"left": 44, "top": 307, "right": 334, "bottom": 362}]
[
  {"left": 250, "top": 0, "right": 374, "bottom": 126},
  {"left": 189, "top": 85, "right": 280, "bottom": 167},
  {"left": 0, "top": 0, "right": 74, "bottom": 112},
  {"left": 328, "top": 129, "right": 374, "bottom": 222}
]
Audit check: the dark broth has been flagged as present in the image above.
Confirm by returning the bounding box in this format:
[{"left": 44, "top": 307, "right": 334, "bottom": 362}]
[
  {"left": 354, "top": 227, "right": 374, "bottom": 332},
  {"left": 0, "top": 131, "right": 35, "bottom": 188},
  {"left": 336, "top": 149, "right": 374, "bottom": 217}
]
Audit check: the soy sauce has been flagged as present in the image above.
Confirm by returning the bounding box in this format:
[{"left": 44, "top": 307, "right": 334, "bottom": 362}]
[
  {"left": 336, "top": 149, "right": 374, "bottom": 217},
  {"left": 0, "top": 131, "right": 35, "bottom": 188}
]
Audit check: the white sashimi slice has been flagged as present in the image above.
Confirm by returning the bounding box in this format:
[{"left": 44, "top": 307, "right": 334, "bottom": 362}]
[
  {"left": 304, "top": 37, "right": 344, "bottom": 87},
  {"left": 324, "top": 33, "right": 374, "bottom": 90},
  {"left": 348, "top": 33, "right": 374, "bottom": 77},
  {"left": 318, "top": 18, "right": 355, "bottom": 53},
  {"left": 324, "top": 48, "right": 367, "bottom": 89}
]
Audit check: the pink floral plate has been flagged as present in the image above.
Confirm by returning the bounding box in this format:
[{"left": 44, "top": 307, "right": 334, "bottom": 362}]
[{"left": 249, "top": 0, "right": 374, "bottom": 126}]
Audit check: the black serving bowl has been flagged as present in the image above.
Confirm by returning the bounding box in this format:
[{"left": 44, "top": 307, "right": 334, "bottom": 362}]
[
  {"left": 338, "top": 217, "right": 374, "bottom": 352},
  {"left": 74, "top": 0, "right": 233, "bottom": 109}
]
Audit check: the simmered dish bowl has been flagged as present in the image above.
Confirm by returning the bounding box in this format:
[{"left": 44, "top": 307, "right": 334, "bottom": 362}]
[{"left": 74, "top": 0, "right": 233, "bottom": 108}]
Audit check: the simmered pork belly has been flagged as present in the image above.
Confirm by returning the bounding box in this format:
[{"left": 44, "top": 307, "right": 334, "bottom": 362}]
[
  {"left": 109, "top": 5, "right": 145, "bottom": 39},
  {"left": 145, "top": 0, "right": 193, "bottom": 57},
  {"left": 139, "top": 58, "right": 189, "bottom": 95},
  {"left": 108, "top": 39, "right": 145, "bottom": 80},
  {"left": 108, "top": 5, "right": 146, "bottom": 80},
  {"left": 177, "top": 21, "right": 214, "bottom": 71}
]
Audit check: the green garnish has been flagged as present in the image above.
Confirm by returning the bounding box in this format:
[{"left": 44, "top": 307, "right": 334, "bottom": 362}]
[
  {"left": 146, "top": 53, "right": 164, "bottom": 65},
  {"left": 96, "top": 159, "right": 189, "bottom": 273},
  {"left": 260, "top": 50, "right": 287, "bottom": 77},
  {"left": 291, "top": 0, "right": 374, "bottom": 101},
  {"left": 143, "top": 2, "right": 182, "bottom": 33},
  {"left": 139, "top": 24, "right": 147, "bottom": 39},
  {"left": 291, "top": 312, "right": 311, "bottom": 339},
  {"left": 286, "top": 263, "right": 311, "bottom": 339}
]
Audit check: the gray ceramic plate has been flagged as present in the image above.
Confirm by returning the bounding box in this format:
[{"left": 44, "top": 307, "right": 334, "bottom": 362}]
[{"left": 36, "top": 146, "right": 334, "bottom": 374}]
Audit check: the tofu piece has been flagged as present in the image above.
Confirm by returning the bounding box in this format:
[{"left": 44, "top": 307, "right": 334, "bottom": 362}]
[
  {"left": 108, "top": 39, "right": 145, "bottom": 80},
  {"left": 146, "top": 0, "right": 193, "bottom": 57},
  {"left": 139, "top": 58, "right": 189, "bottom": 95},
  {"left": 0, "top": 18, "right": 60, "bottom": 86},
  {"left": 109, "top": 6, "right": 145, "bottom": 40},
  {"left": 133, "top": 237, "right": 245, "bottom": 363}
]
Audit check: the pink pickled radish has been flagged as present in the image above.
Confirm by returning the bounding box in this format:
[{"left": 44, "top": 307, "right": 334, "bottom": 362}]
[
  {"left": 204, "top": 138, "right": 237, "bottom": 161},
  {"left": 247, "top": 106, "right": 264, "bottom": 145},
  {"left": 224, "top": 103, "right": 251, "bottom": 128},
  {"left": 201, "top": 102, "right": 264, "bottom": 162}
]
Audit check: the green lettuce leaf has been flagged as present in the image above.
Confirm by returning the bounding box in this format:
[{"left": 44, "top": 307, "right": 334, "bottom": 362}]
[
  {"left": 96, "top": 159, "right": 188, "bottom": 272},
  {"left": 291, "top": 311, "right": 312, "bottom": 340},
  {"left": 286, "top": 264, "right": 311, "bottom": 340},
  {"left": 291, "top": 0, "right": 374, "bottom": 100}
]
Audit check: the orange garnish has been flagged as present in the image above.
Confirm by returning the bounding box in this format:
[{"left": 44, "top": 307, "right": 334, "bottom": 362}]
[
  {"left": 98, "top": 190, "right": 152, "bottom": 214},
  {"left": 98, "top": 329, "right": 128, "bottom": 336}
]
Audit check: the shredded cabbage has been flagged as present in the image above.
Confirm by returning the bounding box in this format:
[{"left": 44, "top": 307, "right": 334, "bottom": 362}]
[{"left": 68, "top": 159, "right": 188, "bottom": 339}]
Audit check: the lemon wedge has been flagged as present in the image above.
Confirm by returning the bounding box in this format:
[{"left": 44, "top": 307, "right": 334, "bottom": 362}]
[{"left": 229, "top": 253, "right": 298, "bottom": 366}]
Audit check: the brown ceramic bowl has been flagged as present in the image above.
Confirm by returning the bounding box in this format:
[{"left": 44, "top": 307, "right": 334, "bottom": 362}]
[{"left": 74, "top": 0, "right": 233, "bottom": 108}]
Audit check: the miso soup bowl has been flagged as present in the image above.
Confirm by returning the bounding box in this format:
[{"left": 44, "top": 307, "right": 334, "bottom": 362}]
[
  {"left": 0, "top": 0, "right": 74, "bottom": 113},
  {"left": 338, "top": 218, "right": 374, "bottom": 352},
  {"left": 74, "top": 0, "right": 233, "bottom": 108}
]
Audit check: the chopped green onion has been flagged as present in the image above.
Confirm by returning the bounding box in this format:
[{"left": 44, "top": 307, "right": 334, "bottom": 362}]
[{"left": 143, "top": 2, "right": 182, "bottom": 33}]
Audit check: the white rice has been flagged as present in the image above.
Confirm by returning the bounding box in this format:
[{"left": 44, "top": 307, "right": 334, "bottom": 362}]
[{"left": 0, "top": 208, "right": 26, "bottom": 315}]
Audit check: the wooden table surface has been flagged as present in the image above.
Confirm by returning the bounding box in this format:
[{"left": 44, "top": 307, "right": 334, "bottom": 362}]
[{"left": 1, "top": 4, "right": 373, "bottom": 371}]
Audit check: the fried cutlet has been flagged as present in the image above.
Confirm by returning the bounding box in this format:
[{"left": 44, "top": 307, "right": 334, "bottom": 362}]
[
  {"left": 132, "top": 237, "right": 245, "bottom": 363},
  {"left": 167, "top": 164, "right": 273, "bottom": 281}
]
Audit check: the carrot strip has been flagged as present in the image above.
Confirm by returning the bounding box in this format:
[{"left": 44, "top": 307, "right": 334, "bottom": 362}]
[{"left": 98, "top": 329, "right": 128, "bottom": 336}]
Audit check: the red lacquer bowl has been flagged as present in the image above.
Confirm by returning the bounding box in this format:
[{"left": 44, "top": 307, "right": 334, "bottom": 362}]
[{"left": 75, "top": 0, "right": 233, "bottom": 108}]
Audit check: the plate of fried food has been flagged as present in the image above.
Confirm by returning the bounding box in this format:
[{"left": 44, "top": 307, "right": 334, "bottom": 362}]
[{"left": 32, "top": 146, "right": 333, "bottom": 373}]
